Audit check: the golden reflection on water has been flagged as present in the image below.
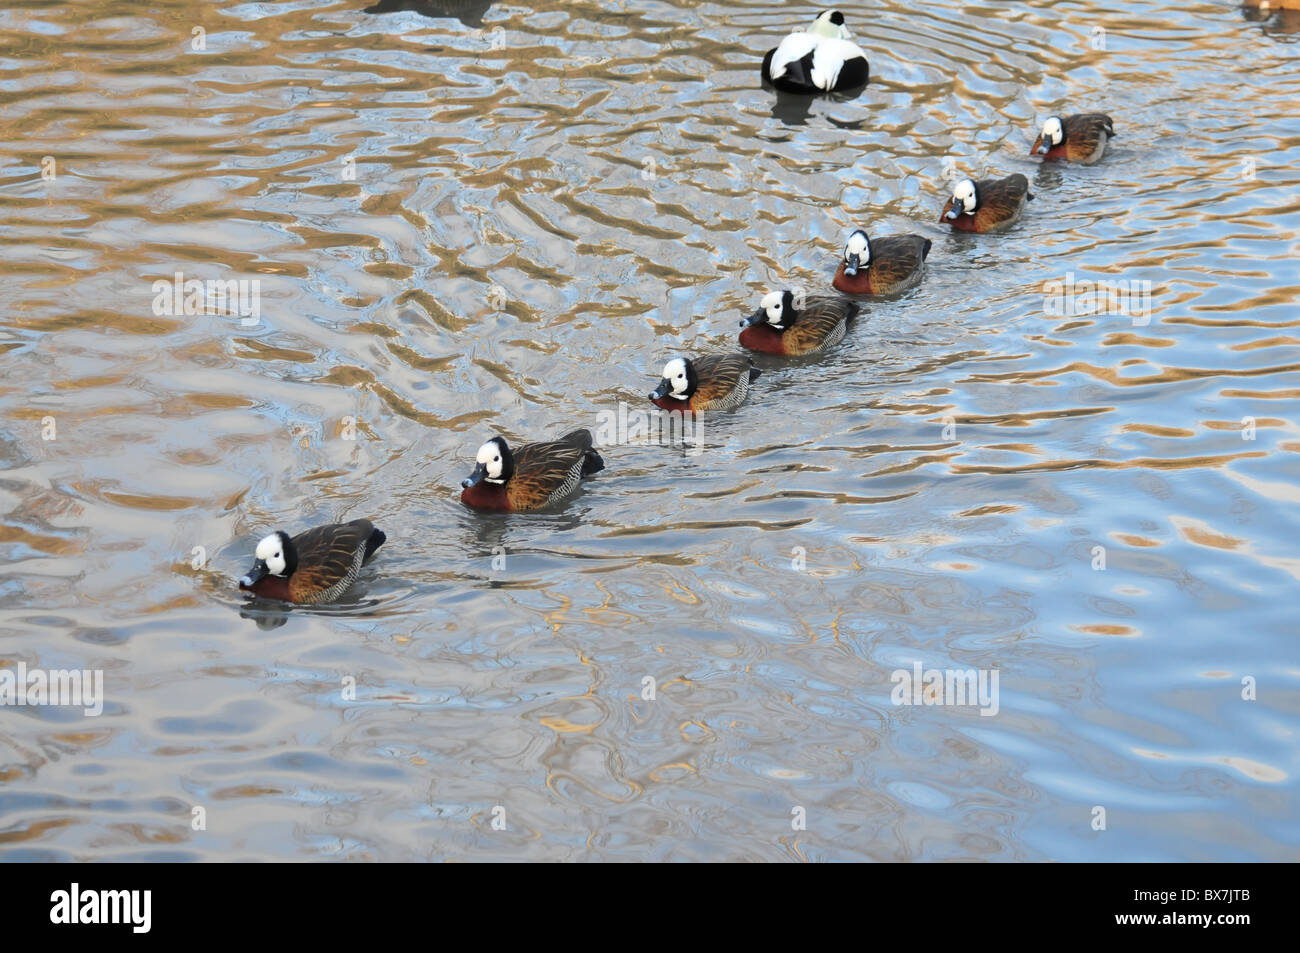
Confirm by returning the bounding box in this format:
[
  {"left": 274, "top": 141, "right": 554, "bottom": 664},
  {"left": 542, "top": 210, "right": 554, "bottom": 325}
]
[{"left": 0, "top": 0, "right": 1298, "bottom": 860}]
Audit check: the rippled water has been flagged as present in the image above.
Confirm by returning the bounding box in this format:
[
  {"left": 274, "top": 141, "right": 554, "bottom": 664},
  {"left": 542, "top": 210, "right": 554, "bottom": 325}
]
[{"left": 2, "top": 0, "right": 1298, "bottom": 861}]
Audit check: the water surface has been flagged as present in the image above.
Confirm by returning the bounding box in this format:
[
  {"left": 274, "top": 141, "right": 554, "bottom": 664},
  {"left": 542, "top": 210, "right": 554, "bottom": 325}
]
[{"left": 1, "top": 0, "right": 1298, "bottom": 861}]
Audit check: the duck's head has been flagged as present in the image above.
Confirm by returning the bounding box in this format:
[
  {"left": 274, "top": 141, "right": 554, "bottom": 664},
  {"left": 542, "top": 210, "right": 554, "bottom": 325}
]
[
  {"left": 809, "top": 10, "right": 851, "bottom": 41},
  {"left": 841, "top": 229, "right": 871, "bottom": 276},
  {"left": 742, "top": 290, "right": 798, "bottom": 331},
  {"left": 650, "top": 357, "right": 697, "bottom": 401},
  {"left": 463, "top": 436, "right": 514, "bottom": 488},
  {"left": 240, "top": 531, "right": 296, "bottom": 589},
  {"left": 945, "top": 178, "right": 979, "bottom": 219},
  {"left": 1035, "top": 116, "right": 1064, "bottom": 154}
]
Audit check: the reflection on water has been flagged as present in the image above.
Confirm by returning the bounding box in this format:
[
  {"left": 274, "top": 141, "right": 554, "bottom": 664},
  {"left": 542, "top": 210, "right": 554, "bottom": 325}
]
[
  {"left": 1241, "top": 4, "right": 1300, "bottom": 38},
  {"left": 363, "top": 0, "right": 497, "bottom": 28},
  {"left": 1, "top": 0, "right": 1298, "bottom": 861}
]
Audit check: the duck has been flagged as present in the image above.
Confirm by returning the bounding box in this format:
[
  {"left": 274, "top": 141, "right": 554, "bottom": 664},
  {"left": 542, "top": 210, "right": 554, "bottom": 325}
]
[
  {"left": 1031, "top": 113, "right": 1115, "bottom": 165},
  {"left": 832, "top": 230, "right": 932, "bottom": 296},
  {"left": 939, "top": 174, "right": 1034, "bottom": 233},
  {"left": 460, "top": 429, "right": 604, "bottom": 512},
  {"left": 238, "top": 519, "right": 386, "bottom": 604},
  {"left": 649, "top": 354, "right": 760, "bottom": 413},
  {"left": 760, "top": 10, "right": 869, "bottom": 95},
  {"left": 739, "top": 291, "right": 857, "bottom": 356}
]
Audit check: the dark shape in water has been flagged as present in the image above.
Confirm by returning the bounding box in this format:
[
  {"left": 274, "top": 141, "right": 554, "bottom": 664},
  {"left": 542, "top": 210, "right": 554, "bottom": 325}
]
[
  {"left": 765, "top": 84, "right": 867, "bottom": 126},
  {"left": 1241, "top": 1, "right": 1300, "bottom": 36},
  {"left": 364, "top": 0, "right": 497, "bottom": 29}
]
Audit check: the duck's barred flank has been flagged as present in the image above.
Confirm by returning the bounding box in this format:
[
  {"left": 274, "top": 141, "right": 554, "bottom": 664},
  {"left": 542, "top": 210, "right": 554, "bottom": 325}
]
[
  {"left": 297, "top": 540, "right": 370, "bottom": 605},
  {"left": 701, "top": 366, "right": 751, "bottom": 411},
  {"left": 542, "top": 455, "right": 589, "bottom": 507},
  {"left": 801, "top": 312, "right": 848, "bottom": 353},
  {"left": 690, "top": 353, "right": 760, "bottom": 411}
]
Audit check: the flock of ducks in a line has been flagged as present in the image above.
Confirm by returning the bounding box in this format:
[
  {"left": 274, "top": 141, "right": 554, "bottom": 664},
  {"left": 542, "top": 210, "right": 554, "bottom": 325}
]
[{"left": 238, "top": 9, "right": 1116, "bottom": 604}]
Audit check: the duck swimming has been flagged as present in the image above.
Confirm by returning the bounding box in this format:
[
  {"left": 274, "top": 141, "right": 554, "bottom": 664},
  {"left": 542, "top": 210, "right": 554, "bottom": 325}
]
[
  {"left": 238, "top": 520, "right": 386, "bottom": 604},
  {"left": 832, "top": 229, "right": 932, "bottom": 296},
  {"left": 939, "top": 174, "right": 1034, "bottom": 233},
  {"left": 1031, "top": 114, "right": 1115, "bottom": 165},
  {"left": 649, "top": 354, "right": 760, "bottom": 413},
  {"left": 761, "top": 10, "right": 869, "bottom": 95},
  {"left": 460, "top": 430, "right": 604, "bottom": 512},
  {"left": 739, "top": 291, "right": 857, "bottom": 356}
]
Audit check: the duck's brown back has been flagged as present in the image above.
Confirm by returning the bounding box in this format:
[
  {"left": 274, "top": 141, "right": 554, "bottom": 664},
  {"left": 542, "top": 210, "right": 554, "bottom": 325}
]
[
  {"left": 867, "top": 235, "right": 931, "bottom": 293},
  {"left": 974, "top": 174, "right": 1032, "bottom": 230},
  {"left": 783, "top": 296, "right": 854, "bottom": 354},
  {"left": 288, "top": 519, "right": 378, "bottom": 604},
  {"left": 691, "top": 353, "right": 757, "bottom": 410},
  {"left": 1063, "top": 113, "right": 1114, "bottom": 163}
]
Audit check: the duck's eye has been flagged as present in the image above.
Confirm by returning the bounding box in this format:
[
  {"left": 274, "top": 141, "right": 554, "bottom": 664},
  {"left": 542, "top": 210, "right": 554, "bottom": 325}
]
[
  {"left": 275, "top": 552, "right": 281, "bottom": 559},
  {"left": 494, "top": 456, "right": 500, "bottom": 462}
]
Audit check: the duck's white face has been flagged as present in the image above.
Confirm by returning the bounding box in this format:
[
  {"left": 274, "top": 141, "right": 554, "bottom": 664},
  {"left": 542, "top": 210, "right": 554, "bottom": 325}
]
[
  {"left": 1042, "top": 116, "right": 1063, "bottom": 146},
  {"left": 761, "top": 291, "right": 786, "bottom": 325},
  {"left": 255, "top": 533, "right": 288, "bottom": 577},
  {"left": 810, "top": 10, "right": 851, "bottom": 41},
  {"left": 952, "top": 178, "right": 977, "bottom": 214},
  {"left": 661, "top": 357, "right": 690, "bottom": 396},
  {"left": 476, "top": 440, "right": 506, "bottom": 482},
  {"left": 844, "top": 230, "right": 870, "bottom": 266}
]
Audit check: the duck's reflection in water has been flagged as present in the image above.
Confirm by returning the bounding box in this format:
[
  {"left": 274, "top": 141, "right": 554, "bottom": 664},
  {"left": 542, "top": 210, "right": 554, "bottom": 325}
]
[
  {"left": 1242, "top": 2, "right": 1300, "bottom": 37},
  {"left": 765, "top": 83, "right": 867, "bottom": 126},
  {"left": 239, "top": 604, "right": 290, "bottom": 630},
  {"left": 363, "top": 0, "right": 498, "bottom": 29}
]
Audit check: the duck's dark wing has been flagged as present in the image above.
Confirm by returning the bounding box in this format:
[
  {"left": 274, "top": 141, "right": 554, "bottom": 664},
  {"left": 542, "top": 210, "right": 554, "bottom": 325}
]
[
  {"left": 693, "top": 353, "right": 754, "bottom": 402},
  {"left": 1067, "top": 113, "right": 1115, "bottom": 141},
  {"left": 869, "top": 235, "right": 930, "bottom": 288},
  {"left": 970, "top": 175, "right": 1031, "bottom": 230},
  {"left": 787, "top": 296, "right": 853, "bottom": 353},
  {"left": 288, "top": 519, "right": 380, "bottom": 601},
  {"left": 509, "top": 431, "right": 593, "bottom": 510},
  {"left": 834, "top": 55, "right": 869, "bottom": 90},
  {"left": 557, "top": 428, "right": 605, "bottom": 476},
  {"left": 983, "top": 173, "right": 1032, "bottom": 207}
]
